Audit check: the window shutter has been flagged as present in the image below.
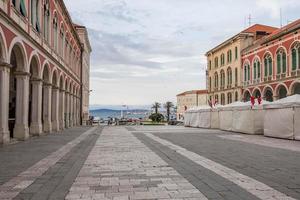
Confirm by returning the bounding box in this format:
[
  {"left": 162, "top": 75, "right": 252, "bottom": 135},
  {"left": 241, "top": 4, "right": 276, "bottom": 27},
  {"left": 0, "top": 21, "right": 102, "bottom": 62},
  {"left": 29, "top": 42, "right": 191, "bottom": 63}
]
[
  {"left": 268, "top": 58, "right": 272, "bottom": 76},
  {"left": 282, "top": 52, "right": 286, "bottom": 73},
  {"left": 264, "top": 58, "right": 268, "bottom": 77},
  {"left": 292, "top": 49, "right": 297, "bottom": 70},
  {"left": 257, "top": 62, "right": 261, "bottom": 78},
  {"left": 20, "top": 0, "right": 27, "bottom": 17},
  {"left": 277, "top": 54, "right": 281, "bottom": 74},
  {"left": 254, "top": 63, "right": 256, "bottom": 79}
]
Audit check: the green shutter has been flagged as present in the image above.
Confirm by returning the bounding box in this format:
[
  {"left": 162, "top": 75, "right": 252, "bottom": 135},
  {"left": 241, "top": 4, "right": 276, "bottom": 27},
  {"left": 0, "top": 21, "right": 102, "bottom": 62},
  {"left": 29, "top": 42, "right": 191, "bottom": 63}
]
[
  {"left": 257, "top": 62, "right": 261, "bottom": 78},
  {"left": 254, "top": 63, "right": 256, "bottom": 79},
  {"left": 264, "top": 59, "right": 268, "bottom": 77},
  {"left": 20, "top": 0, "right": 27, "bottom": 17},
  {"left": 277, "top": 54, "right": 281, "bottom": 74},
  {"left": 244, "top": 67, "right": 247, "bottom": 81},
  {"left": 235, "top": 47, "right": 238, "bottom": 59},
  {"left": 269, "top": 58, "right": 272, "bottom": 76},
  {"left": 248, "top": 65, "right": 250, "bottom": 80},
  {"left": 292, "top": 49, "right": 297, "bottom": 70},
  {"left": 298, "top": 48, "right": 300, "bottom": 69},
  {"left": 282, "top": 52, "right": 286, "bottom": 73}
]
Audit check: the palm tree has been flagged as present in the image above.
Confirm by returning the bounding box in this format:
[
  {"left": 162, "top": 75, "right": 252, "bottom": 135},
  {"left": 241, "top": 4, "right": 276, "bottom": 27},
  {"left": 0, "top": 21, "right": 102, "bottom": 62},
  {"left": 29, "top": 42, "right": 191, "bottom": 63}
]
[
  {"left": 152, "top": 102, "right": 161, "bottom": 114},
  {"left": 164, "top": 101, "right": 174, "bottom": 122}
]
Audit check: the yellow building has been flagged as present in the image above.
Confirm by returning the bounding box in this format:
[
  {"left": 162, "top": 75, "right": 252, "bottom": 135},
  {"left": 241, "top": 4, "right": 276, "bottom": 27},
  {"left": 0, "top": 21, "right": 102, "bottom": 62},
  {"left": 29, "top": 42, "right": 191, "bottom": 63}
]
[
  {"left": 176, "top": 90, "right": 208, "bottom": 120},
  {"left": 206, "top": 24, "right": 277, "bottom": 105}
]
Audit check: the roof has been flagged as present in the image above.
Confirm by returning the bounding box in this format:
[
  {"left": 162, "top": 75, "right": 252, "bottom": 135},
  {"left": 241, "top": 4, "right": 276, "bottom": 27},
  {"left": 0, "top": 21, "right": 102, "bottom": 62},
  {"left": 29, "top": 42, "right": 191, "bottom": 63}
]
[
  {"left": 242, "top": 24, "right": 277, "bottom": 34},
  {"left": 206, "top": 24, "right": 278, "bottom": 55},
  {"left": 177, "top": 90, "right": 208, "bottom": 96}
]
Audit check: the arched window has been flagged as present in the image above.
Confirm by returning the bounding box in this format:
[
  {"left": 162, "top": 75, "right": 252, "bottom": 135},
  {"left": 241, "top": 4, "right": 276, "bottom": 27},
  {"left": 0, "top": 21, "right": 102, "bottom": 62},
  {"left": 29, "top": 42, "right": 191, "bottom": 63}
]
[
  {"left": 264, "top": 54, "right": 273, "bottom": 77},
  {"left": 60, "top": 26, "right": 65, "bottom": 58},
  {"left": 220, "top": 70, "right": 225, "bottom": 88},
  {"left": 221, "top": 53, "right": 225, "bottom": 66},
  {"left": 31, "top": 0, "right": 40, "bottom": 32},
  {"left": 276, "top": 49, "right": 287, "bottom": 74},
  {"left": 53, "top": 13, "right": 58, "bottom": 51},
  {"left": 253, "top": 59, "right": 261, "bottom": 80},
  {"left": 214, "top": 57, "right": 218, "bottom": 68},
  {"left": 291, "top": 43, "right": 300, "bottom": 71},
  {"left": 12, "top": 0, "right": 27, "bottom": 17},
  {"left": 235, "top": 91, "right": 238, "bottom": 101},
  {"left": 214, "top": 72, "right": 219, "bottom": 89},
  {"left": 227, "top": 68, "right": 232, "bottom": 87},
  {"left": 227, "top": 50, "right": 232, "bottom": 63},
  {"left": 244, "top": 63, "right": 250, "bottom": 83},
  {"left": 43, "top": 0, "right": 50, "bottom": 42},
  {"left": 221, "top": 93, "right": 225, "bottom": 105},
  {"left": 227, "top": 93, "right": 232, "bottom": 104}
]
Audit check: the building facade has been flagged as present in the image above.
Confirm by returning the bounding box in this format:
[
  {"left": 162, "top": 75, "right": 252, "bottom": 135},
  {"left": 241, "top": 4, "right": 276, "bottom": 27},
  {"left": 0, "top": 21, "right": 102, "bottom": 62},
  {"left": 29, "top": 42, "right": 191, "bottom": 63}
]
[
  {"left": 242, "top": 19, "right": 300, "bottom": 102},
  {"left": 0, "top": 0, "right": 91, "bottom": 144},
  {"left": 74, "top": 25, "right": 92, "bottom": 125},
  {"left": 206, "top": 24, "right": 277, "bottom": 105},
  {"left": 176, "top": 90, "right": 208, "bottom": 120}
]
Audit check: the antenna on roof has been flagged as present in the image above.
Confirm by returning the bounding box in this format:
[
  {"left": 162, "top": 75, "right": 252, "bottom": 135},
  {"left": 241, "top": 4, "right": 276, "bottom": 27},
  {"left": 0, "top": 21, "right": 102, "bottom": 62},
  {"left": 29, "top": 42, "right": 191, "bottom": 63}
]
[
  {"left": 248, "top": 14, "right": 252, "bottom": 27},
  {"left": 280, "top": 8, "right": 283, "bottom": 27}
]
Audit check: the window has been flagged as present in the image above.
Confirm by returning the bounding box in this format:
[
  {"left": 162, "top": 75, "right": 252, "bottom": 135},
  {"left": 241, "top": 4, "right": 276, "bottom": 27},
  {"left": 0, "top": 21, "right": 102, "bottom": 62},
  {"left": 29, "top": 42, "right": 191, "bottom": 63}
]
[
  {"left": 31, "top": 0, "right": 40, "bottom": 32},
  {"left": 60, "top": 26, "right": 65, "bottom": 57},
  {"left": 276, "top": 49, "right": 287, "bottom": 74},
  {"left": 264, "top": 54, "right": 273, "bottom": 77},
  {"left": 235, "top": 68, "right": 238, "bottom": 85},
  {"left": 43, "top": 0, "right": 50, "bottom": 42},
  {"left": 227, "top": 50, "right": 232, "bottom": 63},
  {"left": 214, "top": 72, "right": 219, "bottom": 89},
  {"left": 209, "top": 77, "right": 211, "bottom": 91},
  {"left": 208, "top": 60, "right": 211, "bottom": 70},
  {"left": 227, "top": 93, "right": 232, "bottom": 104},
  {"left": 12, "top": 0, "right": 27, "bottom": 17},
  {"left": 235, "top": 46, "right": 238, "bottom": 60},
  {"left": 253, "top": 59, "right": 261, "bottom": 80},
  {"left": 221, "top": 53, "right": 225, "bottom": 66},
  {"left": 53, "top": 13, "right": 58, "bottom": 51},
  {"left": 220, "top": 70, "right": 225, "bottom": 88},
  {"left": 214, "top": 57, "right": 218, "bottom": 68},
  {"left": 235, "top": 92, "right": 238, "bottom": 101},
  {"left": 291, "top": 43, "right": 300, "bottom": 71},
  {"left": 244, "top": 63, "right": 250, "bottom": 82},
  {"left": 227, "top": 68, "right": 232, "bottom": 87}
]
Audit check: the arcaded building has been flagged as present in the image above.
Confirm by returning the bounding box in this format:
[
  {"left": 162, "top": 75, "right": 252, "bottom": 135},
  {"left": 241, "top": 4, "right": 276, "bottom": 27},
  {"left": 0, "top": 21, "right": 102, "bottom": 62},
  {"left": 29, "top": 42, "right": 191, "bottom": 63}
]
[
  {"left": 206, "top": 24, "right": 277, "bottom": 105},
  {"left": 242, "top": 19, "right": 300, "bottom": 102},
  {"left": 0, "top": 0, "right": 91, "bottom": 144}
]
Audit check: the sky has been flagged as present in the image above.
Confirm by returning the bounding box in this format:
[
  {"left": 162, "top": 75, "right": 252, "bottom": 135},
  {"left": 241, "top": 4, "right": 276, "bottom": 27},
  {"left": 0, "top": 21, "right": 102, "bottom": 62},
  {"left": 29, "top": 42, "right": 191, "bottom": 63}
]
[{"left": 64, "top": 0, "right": 300, "bottom": 107}]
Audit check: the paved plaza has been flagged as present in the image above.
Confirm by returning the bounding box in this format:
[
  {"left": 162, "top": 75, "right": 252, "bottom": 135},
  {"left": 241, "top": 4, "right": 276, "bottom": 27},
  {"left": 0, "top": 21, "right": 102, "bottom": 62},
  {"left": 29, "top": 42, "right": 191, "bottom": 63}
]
[{"left": 0, "top": 126, "right": 300, "bottom": 199}]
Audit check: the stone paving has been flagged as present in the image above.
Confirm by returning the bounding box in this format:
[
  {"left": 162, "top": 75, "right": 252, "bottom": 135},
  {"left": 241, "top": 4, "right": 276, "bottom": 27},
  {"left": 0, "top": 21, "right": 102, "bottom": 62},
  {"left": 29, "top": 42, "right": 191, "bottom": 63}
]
[{"left": 66, "top": 127, "right": 208, "bottom": 200}]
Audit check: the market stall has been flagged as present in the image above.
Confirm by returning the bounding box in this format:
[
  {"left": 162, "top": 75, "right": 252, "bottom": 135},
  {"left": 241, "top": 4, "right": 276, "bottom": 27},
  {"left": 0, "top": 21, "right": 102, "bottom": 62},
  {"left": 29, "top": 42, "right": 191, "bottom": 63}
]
[{"left": 263, "top": 95, "right": 300, "bottom": 140}]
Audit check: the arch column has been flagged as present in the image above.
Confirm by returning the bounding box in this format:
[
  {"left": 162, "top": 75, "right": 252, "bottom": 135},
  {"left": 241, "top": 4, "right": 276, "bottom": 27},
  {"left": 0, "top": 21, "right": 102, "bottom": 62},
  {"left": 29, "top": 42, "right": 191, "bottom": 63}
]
[
  {"left": 51, "top": 86, "right": 60, "bottom": 131},
  {"left": 77, "top": 97, "right": 80, "bottom": 125},
  {"left": 73, "top": 95, "right": 77, "bottom": 126},
  {"left": 69, "top": 94, "right": 73, "bottom": 127},
  {"left": 0, "top": 62, "right": 11, "bottom": 144},
  {"left": 65, "top": 91, "right": 70, "bottom": 128},
  {"left": 29, "top": 78, "right": 43, "bottom": 136},
  {"left": 43, "top": 83, "right": 52, "bottom": 133},
  {"left": 59, "top": 89, "right": 65, "bottom": 130},
  {"left": 13, "top": 71, "right": 30, "bottom": 140}
]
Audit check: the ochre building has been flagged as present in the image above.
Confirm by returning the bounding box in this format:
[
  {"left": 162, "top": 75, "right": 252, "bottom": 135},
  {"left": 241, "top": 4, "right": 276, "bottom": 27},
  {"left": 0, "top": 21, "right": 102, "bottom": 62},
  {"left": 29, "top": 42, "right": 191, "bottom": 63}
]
[
  {"left": 0, "top": 0, "right": 91, "bottom": 144},
  {"left": 206, "top": 24, "right": 277, "bottom": 105},
  {"left": 242, "top": 19, "right": 300, "bottom": 101},
  {"left": 176, "top": 90, "right": 208, "bottom": 120}
]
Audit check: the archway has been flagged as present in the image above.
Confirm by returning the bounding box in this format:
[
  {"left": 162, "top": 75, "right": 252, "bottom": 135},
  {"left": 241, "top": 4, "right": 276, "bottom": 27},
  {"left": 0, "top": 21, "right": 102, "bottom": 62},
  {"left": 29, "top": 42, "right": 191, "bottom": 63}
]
[
  {"left": 9, "top": 43, "right": 29, "bottom": 140},
  {"left": 42, "top": 64, "right": 51, "bottom": 133},
  {"left": 243, "top": 90, "right": 251, "bottom": 102},
  {"left": 51, "top": 70, "right": 59, "bottom": 131},
  {"left": 253, "top": 89, "right": 261, "bottom": 98},
  {"left": 28, "top": 56, "right": 42, "bottom": 136},
  {"left": 264, "top": 87, "right": 274, "bottom": 102},
  {"left": 277, "top": 85, "right": 287, "bottom": 99},
  {"left": 291, "top": 82, "right": 300, "bottom": 95}
]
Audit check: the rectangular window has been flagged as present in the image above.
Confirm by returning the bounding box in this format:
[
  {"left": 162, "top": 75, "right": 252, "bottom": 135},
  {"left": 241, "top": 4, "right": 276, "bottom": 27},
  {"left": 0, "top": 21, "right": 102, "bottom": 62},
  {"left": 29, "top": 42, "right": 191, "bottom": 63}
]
[
  {"left": 254, "top": 63, "right": 257, "bottom": 79},
  {"left": 292, "top": 49, "right": 297, "bottom": 70},
  {"left": 257, "top": 62, "right": 261, "bottom": 78},
  {"left": 235, "top": 47, "right": 238, "bottom": 60},
  {"left": 264, "top": 59, "right": 268, "bottom": 77},
  {"left": 235, "top": 68, "right": 238, "bottom": 84}
]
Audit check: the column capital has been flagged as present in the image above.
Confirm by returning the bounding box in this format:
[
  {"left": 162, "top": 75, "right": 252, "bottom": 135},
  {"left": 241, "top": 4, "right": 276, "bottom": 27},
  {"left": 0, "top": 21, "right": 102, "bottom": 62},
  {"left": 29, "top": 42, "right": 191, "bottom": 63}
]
[
  {"left": 60, "top": 88, "right": 66, "bottom": 92},
  {"left": 43, "top": 82, "right": 52, "bottom": 87},
  {"left": 31, "top": 77, "right": 43, "bottom": 82},
  {"left": 52, "top": 86, "right": 59, "bottom": 90},
  {"left": 14, "top": 71, "right": 31, "bottom": 77},
  {"left": 65, "top": 91, "right": 70, "bottom": 94},
  {"left": 0, "top": 61, "right": 12, "bottom": 69}
]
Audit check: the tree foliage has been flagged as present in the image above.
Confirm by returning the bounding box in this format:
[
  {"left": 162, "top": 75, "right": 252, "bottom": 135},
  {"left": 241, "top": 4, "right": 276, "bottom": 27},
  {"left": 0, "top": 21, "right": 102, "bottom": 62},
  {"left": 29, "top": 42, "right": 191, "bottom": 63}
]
[{"left": 149, "top": 113, "right": 164, "bottom": 123}]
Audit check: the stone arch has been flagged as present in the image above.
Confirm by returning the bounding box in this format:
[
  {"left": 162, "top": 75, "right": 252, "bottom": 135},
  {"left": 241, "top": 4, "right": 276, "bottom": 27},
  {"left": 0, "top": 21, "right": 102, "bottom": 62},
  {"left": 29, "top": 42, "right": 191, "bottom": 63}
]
[
  {"left": 263, "top": 86, "right": 274, "bottom": 102},
  {"left": 28, "top": 53, "right": 41, "bottom": 79},
  {"left": 51, "top": 69, "right": 59, "bottom": 87},
  {"left": 252, "top": 88, "right": 262, "bottom": 98},
  {"left": 289, "top": 80, "right": 300, "bottom": 95},
  {"left": 243, "top": 89, "right": 251, "bottom": 102},
  {"left": 58, "top": 73, "right": 65, "bottom": 90},
  {"left": 0, "top": 26, "right": 8, "bottom": 62},
  {"left": 275, "top": 83, "right": 288, "bottom": 99},
  {"left": 8, "top": 40, "right": 29, "bottom": 139},
  {"left": 41, "top": 62, "right": 51, "bottom": 83},
  {"left": 9, "top": 40, "right": 28, "bottom": 72}
]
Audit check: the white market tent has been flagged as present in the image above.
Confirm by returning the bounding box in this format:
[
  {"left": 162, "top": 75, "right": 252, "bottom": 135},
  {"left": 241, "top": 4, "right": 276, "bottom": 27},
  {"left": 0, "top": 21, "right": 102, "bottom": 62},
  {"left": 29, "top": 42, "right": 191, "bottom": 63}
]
[
  {"left": 263, "top": 95, "right": 300, "bottom": 140},
  {"left": 218, "top": 102, "right": 244, "bottom": 131},
  {"left": 184, "top": 106, "right": 212, "bottom": 128}
]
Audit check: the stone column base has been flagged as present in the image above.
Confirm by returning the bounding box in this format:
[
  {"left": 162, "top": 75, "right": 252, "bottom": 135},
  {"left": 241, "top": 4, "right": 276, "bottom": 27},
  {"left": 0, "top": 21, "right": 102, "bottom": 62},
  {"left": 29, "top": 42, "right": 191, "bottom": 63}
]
[
  {"left": 13, "top": 125, "right": 29, "bottom": 141},
  {"left": 43, "top": 122, "right": 52, "bottom": 133},
  {"left": 30, "top": 123, "right": 43, "bottom": 136},
  {"left": 52, "top": 121, "right": 59, "bottom": 132},
  {"left": 0, "top": 130, "right": 10, "bottom": 144}
]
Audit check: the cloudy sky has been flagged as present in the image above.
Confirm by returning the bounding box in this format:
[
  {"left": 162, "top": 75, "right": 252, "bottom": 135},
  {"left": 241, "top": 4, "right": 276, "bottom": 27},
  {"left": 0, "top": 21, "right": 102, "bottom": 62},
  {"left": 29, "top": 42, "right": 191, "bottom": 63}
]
[{"left": 64, "top": 0, "right": 300, "bottom": 107}]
